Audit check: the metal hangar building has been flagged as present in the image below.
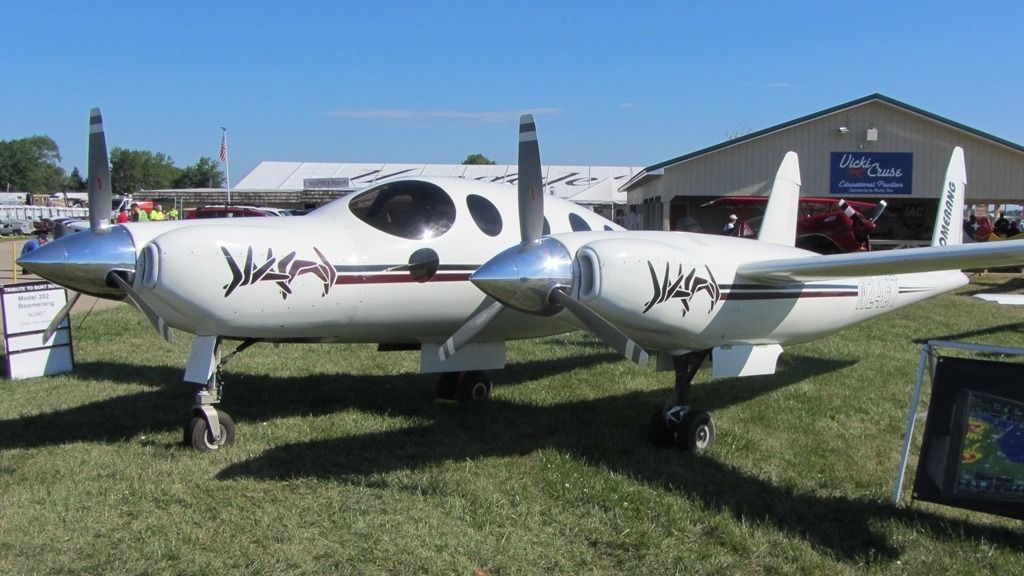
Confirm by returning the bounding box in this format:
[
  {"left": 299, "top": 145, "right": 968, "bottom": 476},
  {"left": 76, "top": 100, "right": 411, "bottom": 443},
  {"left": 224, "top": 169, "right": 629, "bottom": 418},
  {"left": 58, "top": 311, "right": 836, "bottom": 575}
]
[{"left": 621, "top": 93, "right": 1024, "bottom": 240}]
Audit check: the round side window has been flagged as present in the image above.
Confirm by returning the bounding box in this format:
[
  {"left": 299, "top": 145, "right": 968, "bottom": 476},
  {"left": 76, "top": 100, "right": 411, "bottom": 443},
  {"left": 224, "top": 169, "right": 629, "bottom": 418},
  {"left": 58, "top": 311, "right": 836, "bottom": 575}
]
[
  {"left": 408, "top": 248, "right": 440, "bottom": 283},
  {"left": 466, "top": 194, "right": 503, "bottom": 237},
  {"left": 569, "top": 213, "right": 592, "bottom": 232}
]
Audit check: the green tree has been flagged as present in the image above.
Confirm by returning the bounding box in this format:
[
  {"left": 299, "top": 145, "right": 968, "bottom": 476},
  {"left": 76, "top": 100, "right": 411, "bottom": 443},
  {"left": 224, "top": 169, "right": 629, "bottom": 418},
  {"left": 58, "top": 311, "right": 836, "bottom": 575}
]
[
  {"left": 110, "top": 147, "right": 181, "bottom": 195},
  {"left": 462, "top": 153, "right": 496, "bottom": 165},
  {"left": 173, "top": 156, "right": 224, "bottom": 188},
  {"left": 63, "top": 166, "right": 87, "bottom": 191},
  {"left": 0, "top": 135, "right": 65, "bottom": 193}
]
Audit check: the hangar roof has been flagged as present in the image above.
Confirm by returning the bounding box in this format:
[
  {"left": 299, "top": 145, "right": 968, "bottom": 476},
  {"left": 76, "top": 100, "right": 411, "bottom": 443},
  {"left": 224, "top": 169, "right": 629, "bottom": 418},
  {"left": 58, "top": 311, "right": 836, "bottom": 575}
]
[{"left": 621, "top": 93, "right": 1024, "bottom": 192}]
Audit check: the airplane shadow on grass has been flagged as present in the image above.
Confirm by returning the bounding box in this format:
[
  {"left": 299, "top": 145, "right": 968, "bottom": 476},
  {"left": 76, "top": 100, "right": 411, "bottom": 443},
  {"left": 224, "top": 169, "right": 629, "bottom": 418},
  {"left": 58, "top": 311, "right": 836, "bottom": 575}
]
[
  {"left": 4, "top": 348, "right": 1019, "bottom": 563},
  {"left": 0, "top": 351, "right": 623, "bottom": 451},
  {"left": 214, "top": 353, "right": 1022, "bottom": 564}
]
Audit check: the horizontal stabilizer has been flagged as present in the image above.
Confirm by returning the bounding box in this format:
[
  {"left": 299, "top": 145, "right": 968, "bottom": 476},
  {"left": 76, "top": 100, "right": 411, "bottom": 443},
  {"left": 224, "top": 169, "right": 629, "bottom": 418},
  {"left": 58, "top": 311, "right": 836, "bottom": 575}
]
[{"left": 737, "top": 240, "right": 1024, "bottom": 284}]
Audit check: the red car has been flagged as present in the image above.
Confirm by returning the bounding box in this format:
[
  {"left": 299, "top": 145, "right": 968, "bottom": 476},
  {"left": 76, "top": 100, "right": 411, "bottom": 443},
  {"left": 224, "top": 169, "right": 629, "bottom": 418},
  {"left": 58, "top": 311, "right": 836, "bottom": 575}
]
[
  {"left": 186, "top": 206, "right": 276, "bottom": 219},
  {"left": 700, "top": 197, "right": 885, "bottom": 254}
]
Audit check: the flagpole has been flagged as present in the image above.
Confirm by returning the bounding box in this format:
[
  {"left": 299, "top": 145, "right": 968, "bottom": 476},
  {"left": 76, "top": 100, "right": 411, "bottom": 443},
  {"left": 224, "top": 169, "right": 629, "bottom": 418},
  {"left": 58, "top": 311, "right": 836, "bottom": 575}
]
[{"left": 220, "top": 127, "right": 232, "bottom": 205}]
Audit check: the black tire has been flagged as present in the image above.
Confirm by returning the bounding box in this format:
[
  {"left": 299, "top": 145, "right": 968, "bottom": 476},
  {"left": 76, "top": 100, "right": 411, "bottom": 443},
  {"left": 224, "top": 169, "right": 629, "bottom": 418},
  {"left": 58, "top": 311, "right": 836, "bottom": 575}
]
[
  {"left": 455, "top": 371, "right": 492, "bottom": 402},
  {"left": 675, "top": 410, "right": 715, "bottom": 452},
  {"left": 436, "top": 372, "right": 459, "bottom": 401},
  {"left": 648, "top": 409, "right": 675, "bottom": 448},
  {"left": 185, "top": 411, "right": 236, "bottom": 452}
]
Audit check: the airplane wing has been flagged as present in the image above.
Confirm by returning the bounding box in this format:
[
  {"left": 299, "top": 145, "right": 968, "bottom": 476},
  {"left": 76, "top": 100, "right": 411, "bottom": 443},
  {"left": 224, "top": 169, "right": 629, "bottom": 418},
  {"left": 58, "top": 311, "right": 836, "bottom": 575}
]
[{"left": 736, "top": 240, "right": 1024, "bottom": 284}]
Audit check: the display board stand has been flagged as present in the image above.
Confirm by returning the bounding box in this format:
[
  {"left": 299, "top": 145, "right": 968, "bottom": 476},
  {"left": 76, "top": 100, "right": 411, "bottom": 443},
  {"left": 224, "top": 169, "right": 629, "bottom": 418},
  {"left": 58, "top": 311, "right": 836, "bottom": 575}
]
[
  {"left": 893, "top": 339, "right": 1024, "bottom": 518},
  {"left": 1, "top": 281, "right": 74, "bottom": 379}
]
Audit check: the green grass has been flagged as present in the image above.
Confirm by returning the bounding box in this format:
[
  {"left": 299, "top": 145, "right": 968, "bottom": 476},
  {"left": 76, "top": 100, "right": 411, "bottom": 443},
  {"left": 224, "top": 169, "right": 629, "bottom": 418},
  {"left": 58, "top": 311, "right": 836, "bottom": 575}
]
[{"left": 2, "top": 275, "right": 1023, "bottom": 575}]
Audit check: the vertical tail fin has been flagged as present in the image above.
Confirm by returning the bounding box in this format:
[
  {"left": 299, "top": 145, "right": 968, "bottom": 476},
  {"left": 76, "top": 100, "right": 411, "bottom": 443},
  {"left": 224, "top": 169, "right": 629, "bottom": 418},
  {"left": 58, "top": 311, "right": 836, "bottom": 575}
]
[
  {"left": 758, "top": 151, "right": 801, "bottom": 246},
  {"left": 930, "top": 146, "right": 966, "bottom": 247}
]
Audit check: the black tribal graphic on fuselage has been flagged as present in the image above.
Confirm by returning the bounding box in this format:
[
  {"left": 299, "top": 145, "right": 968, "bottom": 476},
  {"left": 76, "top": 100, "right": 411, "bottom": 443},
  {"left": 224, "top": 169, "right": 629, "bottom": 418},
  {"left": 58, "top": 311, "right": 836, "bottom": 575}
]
[
  {"left": 221, "top": 246, "right": 337, "bottom": 299},
  {"left": 643, "top": 261, "right": 721, "bottom": 316}
]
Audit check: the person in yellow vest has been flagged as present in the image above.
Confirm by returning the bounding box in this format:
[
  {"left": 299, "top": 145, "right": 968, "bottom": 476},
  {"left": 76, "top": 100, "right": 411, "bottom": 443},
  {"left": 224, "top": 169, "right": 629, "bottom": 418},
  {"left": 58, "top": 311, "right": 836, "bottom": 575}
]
[
  {"left": 132, "top": 204, "right": 149, "bottom": 222},
  {"left": 150, "top": 205, "right": 166, "bottom": 221},
  {"left": 166, "top": 205, "right": 179, "bottom": 220}
]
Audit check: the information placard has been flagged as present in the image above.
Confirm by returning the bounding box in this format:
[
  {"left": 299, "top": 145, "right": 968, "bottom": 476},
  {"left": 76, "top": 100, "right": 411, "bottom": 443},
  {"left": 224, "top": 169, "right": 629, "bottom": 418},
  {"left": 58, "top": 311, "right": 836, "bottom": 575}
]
[
  {"left": 912, "top": 356, "right": 1024, "bottom": 519},
  {"left": 2, "top": 281, "right": 74, "bottom": 379}
]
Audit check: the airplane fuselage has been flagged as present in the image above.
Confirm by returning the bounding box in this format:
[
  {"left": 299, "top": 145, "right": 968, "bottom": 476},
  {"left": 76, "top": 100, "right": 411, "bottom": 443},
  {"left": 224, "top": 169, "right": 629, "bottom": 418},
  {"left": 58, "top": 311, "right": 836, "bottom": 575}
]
[
  {"left": 549, "top": 231, "right": 968, "bottom": 354},
  {"left": 120, "top": 177, "right": 618, "bottom": 343}
]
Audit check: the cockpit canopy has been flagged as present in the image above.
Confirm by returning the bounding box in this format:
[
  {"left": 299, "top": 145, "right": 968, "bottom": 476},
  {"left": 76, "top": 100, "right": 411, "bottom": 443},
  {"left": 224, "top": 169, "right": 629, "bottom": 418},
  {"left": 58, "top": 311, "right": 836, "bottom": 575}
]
[{"left": 349, "top": 181, "right": 456, "bottom": 240}]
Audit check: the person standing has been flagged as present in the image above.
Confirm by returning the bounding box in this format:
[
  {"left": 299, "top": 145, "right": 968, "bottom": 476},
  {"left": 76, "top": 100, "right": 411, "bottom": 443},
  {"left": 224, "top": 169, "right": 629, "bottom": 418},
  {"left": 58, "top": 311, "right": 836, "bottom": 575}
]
[
  {"left": 150, "top": 205, "right": 166, "bottom": 221},
  {"left": 115, "top": 207, "right": 130, "bottom": 224},
  {"left": 20, "top": 230, "right": 48, "bottom": 273},
  {"left": 723, "top": 214, "right": 738, "bottom": 235}
]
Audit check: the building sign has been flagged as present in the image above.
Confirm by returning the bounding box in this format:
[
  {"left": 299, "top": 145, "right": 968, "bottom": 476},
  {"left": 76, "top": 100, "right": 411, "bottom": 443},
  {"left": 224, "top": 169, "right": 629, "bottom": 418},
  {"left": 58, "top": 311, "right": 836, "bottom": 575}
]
[
  {"left": 303, "top": 177, "right": 351, "bottom": 191},
  {"left": 2, "top": 281, "right": 74, "bottom": 379},
  {"left": 830, "top": 152, "right": 913, "bottom": 195}
]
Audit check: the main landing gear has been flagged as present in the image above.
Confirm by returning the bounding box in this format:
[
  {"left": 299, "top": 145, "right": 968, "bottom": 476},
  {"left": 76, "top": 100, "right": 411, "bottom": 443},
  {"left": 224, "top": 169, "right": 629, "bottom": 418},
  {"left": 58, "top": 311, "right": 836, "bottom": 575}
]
[
  {"left": 181, "top": 336, "right": 256, "bottom": 452},
  {"left": 648, "top": 351, "right": 716, "bottom": 452},
  {"left": 436, "top": 370, "right": 493, "bottom": 402}
]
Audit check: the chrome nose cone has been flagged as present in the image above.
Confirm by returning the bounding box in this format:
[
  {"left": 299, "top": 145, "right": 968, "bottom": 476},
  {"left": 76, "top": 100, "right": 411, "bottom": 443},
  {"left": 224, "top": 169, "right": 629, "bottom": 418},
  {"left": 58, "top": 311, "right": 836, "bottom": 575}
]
[
  {"left": 17, "top": 226, "right": 136, "bottom": 298},
  {"left": 471, "top": 237, "right": 573, "bottom": 315}
]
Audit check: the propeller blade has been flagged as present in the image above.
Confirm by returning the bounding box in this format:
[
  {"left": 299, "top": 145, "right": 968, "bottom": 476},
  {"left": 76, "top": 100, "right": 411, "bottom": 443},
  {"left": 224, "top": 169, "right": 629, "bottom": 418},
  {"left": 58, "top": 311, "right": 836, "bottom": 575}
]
[
  {"left": 518, "top": 114, "right": 544, "bottom": 245},
  {"left": 42, "top": 292, "right": 81, "bottom": 344},
  {"left": 869, "top": 200, "right": 888, "bottom": 223},
  {"left": 548, "top": 289, "right": 649, "bottom": 366},
  {"left": 109, "top": 273, "right": 173, "bottom": 342},
  {"left": 88, "top": 108, "right": 112, "bottom": 232},
  {"left": 439, "top": 298, "right": 506, "bottom": 361}
]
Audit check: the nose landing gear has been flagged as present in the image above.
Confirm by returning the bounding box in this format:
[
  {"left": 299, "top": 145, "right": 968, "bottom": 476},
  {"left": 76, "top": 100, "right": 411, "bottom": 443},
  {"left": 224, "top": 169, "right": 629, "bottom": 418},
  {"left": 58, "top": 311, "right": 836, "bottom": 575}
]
[
  {"left": 181, "top": 336, "right": 255, "bottom": 452},
  {"left": 648, "top": 351, "right": 716, "bottom": 452}
]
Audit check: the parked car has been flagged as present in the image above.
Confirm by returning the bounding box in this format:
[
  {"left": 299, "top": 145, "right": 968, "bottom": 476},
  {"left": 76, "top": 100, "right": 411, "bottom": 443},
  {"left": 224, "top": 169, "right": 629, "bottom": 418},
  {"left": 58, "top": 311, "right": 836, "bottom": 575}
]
[{"left": 186, "top": 206, "right": 275, "bottom": 219}]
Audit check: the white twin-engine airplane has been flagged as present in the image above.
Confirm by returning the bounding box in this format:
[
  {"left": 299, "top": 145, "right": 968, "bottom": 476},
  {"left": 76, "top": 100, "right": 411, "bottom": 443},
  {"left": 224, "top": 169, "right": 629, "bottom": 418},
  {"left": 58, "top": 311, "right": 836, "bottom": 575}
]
[
  {"left": 20, "top": 111, "right": 1024, "bottom": 454},
  {"left": 20, "top": 109, "right": 621, "bottom": 451}
]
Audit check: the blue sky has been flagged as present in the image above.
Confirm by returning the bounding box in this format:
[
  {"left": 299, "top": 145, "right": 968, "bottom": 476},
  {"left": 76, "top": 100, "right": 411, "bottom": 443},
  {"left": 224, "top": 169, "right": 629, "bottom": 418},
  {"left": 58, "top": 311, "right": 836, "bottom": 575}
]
[{"left": 3, "top": 1, "right": 1022, "bottom": 186}]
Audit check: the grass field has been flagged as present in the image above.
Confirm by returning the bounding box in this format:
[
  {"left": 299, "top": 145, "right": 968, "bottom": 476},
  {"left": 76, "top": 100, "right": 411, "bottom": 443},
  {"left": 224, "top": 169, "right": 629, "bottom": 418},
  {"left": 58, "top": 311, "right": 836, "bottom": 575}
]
[{"left": 1, "top": 276, "right": 1023, "bottom": 575}]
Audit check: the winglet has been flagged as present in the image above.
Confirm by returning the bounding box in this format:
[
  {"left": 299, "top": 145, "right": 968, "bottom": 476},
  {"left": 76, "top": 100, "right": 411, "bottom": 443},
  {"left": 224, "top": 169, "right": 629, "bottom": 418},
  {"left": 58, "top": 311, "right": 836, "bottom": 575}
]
[
  {"left": 757, "top": 151, "right": 801, "bottom": 246},
  {"left": 930, "top": 146, "right": 966, "bottom": 247}
]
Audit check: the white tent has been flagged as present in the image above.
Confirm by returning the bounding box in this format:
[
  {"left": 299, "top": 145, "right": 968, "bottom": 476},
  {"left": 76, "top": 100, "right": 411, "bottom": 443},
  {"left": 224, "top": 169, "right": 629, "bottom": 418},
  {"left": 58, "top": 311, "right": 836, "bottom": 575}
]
[{"left": 235, "top": 162, "right": 641, "bottom": 205}]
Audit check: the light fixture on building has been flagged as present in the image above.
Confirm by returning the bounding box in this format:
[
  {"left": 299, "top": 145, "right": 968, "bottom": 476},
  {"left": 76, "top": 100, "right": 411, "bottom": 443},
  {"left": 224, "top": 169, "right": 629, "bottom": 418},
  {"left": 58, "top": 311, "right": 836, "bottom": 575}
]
[{"left": 837, "top": 126, "right": 849, "bottom": 134}]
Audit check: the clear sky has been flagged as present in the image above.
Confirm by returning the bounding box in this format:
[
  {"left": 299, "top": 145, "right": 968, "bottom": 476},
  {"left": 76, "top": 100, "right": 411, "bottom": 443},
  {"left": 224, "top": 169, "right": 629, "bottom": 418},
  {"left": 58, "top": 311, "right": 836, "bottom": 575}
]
[{"left": 3, "top": 1, "right": 1022, "bottom": 186}]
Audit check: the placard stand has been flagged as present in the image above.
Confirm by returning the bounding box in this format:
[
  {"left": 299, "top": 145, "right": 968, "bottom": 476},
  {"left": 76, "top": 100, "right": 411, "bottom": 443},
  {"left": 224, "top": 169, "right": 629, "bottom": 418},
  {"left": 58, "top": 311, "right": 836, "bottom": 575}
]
[
  {"left": 1, "top": 281, "right": 74, "bottom": 379},
  {"left": 893, "top": 339, "right": 1024, "bottom": 519}
]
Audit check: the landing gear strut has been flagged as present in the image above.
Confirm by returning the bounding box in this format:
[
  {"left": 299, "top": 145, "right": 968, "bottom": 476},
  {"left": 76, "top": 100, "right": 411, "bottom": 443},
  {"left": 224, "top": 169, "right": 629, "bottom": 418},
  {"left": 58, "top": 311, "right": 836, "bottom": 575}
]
[
  {"left": 436, "top": 370, "right": 493, "bottom": 402},
  {"left": 182, "top": 336, "right": 256, "bottom": 452},
  {"left": 648, "top": 351, "right": 716, "bottom": 452}
]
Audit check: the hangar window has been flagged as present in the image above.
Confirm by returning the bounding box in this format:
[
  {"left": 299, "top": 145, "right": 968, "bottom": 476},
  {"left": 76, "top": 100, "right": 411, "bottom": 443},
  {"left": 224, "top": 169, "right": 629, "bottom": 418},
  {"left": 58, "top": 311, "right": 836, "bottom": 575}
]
[
  {"left": 348, "top": 181, "right": 456, "bottom": 240},
  {"left": 466, "top": 194, "right": 502, "bottom": 237},
  {"left": 569, "top": 213, "right": 592, "bottom": 232}
]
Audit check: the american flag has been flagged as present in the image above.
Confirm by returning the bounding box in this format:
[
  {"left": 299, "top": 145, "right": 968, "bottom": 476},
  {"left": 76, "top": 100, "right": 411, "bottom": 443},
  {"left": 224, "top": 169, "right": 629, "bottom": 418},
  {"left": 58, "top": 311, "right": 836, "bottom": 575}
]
[{"left": 219, "top": 128, "right": 228, "bottom": 163}]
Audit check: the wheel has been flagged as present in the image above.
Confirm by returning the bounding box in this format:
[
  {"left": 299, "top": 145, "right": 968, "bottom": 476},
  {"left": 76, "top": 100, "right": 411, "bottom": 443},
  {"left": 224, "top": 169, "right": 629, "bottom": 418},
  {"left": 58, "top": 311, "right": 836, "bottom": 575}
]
[
  {"left": 648, "top": 409, "right": 675, "bottom": 447},
  {"left": 674, "top": 410, "right": 715, "bottom": 452},
  {"left": 185, "top": 411, "right": 236, "bottom": 452},
  {"left": 455, "top": 371, "right": 492, "bottom": 402},
  {"left": 436, "top": 372, "right": 459, "bottom": 401}
]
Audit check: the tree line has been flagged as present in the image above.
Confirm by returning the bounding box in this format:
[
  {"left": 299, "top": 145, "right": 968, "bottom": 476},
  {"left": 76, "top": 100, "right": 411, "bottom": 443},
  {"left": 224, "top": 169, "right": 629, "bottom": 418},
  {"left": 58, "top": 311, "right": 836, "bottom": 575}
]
[{"left": 0, "top": 135, "right": 224, "bottom": 196}]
